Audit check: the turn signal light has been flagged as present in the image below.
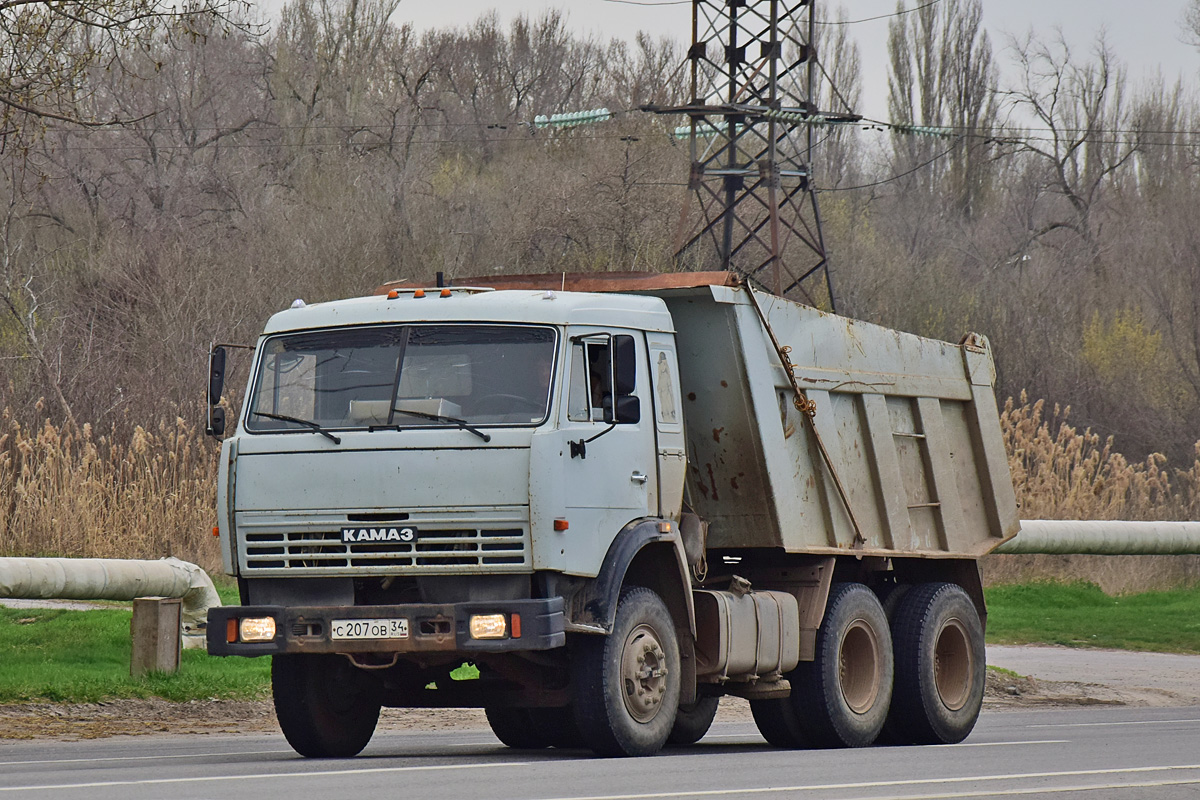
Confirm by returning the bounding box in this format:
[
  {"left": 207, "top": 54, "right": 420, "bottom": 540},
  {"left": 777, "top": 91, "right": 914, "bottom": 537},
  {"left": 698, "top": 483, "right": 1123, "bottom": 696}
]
[
  {"left": 469, "top": 614, "right": 507, "bottom": 639},
  {"left": 238, "top": 617, "right": 277, "bottom": 642},
  {"left": 553, "top": 519, "right": 569, "bottom": 531},
  {"left": 212, "top": 526, "right": 220, "bottom": 537}
]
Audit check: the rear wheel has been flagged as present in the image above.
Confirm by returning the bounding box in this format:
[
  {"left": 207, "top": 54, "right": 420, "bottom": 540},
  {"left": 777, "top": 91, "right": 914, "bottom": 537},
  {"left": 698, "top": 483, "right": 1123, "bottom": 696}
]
[
  {"left": 750, "top": 696, "right": 806, "bottom": 748},
  {"left": 532, "top": 706, "right": 586, "bottom": 749},
  {"left": 485, "top": 706, "right": 582, "bottom": 748},
  {"left": 789, "top": 582, "right": 893, "bottom": 748},
  {"left": 272, "top": 654, "right": 380, "bottom": 758},
  {"left": 884, "top": 582, "right": 985, "bottom": 745},
  {"left": 485, "top": 707, "right": 553, "bottom": 749},
  {"left": 572, "top": 586, "right": 681, "bottom": 757},
  {"left": 668, "top": 695, "right": 720, "bottom": 745}
]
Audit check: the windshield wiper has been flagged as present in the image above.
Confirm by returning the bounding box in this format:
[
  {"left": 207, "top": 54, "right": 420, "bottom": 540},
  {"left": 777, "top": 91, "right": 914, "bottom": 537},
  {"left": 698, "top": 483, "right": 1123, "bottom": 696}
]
[
  {"left": 375, "top": 408, "right": 491, "bottom": 443},
  {"left": 252, "top": 411, "right": 342, "bottom": 444}
]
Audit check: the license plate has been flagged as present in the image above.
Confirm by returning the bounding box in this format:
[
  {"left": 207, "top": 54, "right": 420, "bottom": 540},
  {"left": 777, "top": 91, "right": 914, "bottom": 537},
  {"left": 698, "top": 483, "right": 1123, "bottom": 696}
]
[{"left": 330, "top": 618, "right": 410, "bottom": 640}]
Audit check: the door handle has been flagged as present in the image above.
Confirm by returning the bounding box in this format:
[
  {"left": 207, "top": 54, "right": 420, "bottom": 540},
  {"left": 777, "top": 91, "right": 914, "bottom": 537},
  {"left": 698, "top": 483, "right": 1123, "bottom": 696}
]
[{"left": 631, "top": 472, "right": 648, "bottom": 484}]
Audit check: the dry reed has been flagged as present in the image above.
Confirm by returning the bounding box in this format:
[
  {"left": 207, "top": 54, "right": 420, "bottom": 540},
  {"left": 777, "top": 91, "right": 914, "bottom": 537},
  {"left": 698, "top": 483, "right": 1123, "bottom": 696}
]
[
  {"left": 1, "top": 394, "right": 1199, "bottom": 590},
  {"left": 0, "top": 404, "right": 220, "bottom": 573}
]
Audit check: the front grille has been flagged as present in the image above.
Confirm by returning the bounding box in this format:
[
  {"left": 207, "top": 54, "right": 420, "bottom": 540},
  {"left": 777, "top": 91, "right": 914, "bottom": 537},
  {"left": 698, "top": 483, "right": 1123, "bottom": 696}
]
[{"left": 236, "top": 510, "right": 531, "bottom": 575}]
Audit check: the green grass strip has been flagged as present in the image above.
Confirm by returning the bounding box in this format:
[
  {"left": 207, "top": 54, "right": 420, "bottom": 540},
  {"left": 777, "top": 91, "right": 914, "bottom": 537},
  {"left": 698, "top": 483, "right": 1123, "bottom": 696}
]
[
  {"left": 0, "top": 607, "right": 269, "bottom": 704},
  {"left": 984, "top": 581, "right": 1200, "bottom": 654}
]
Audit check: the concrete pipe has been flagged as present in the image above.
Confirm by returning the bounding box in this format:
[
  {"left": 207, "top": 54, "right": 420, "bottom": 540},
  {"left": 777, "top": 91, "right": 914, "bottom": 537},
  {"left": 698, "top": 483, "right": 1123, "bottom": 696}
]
[
  {"left": 0, "top": 557, "right": 221, "bottom": 649},
  {"left": 996, "top": 520, "right": 1200, "bottom": 556}
]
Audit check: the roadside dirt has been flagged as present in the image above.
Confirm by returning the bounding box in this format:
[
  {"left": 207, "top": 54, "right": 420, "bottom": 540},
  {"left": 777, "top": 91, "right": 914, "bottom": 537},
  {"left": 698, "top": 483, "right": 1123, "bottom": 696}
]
[
  {"left": 2, "top": 651, "right": 1195, "bottom": 742},
  {"left": 0, "top": 700, "right": 489, "bottom": 741}
]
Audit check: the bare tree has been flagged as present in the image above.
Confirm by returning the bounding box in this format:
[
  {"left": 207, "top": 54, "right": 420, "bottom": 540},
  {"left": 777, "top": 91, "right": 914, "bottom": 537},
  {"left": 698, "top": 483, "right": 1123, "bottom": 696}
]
[
  {"left": 1, "top": 0, "right": 250, "bottom": 147},
  {"left": 601, "top": 33, "right": 685, "bottom": 109},
  {"left": 1184, "top": 0, "right": 1200, "bottom": 48},
  {"left": 999, "top": 30, "right": 1138, "bottom": 275},
  {"left": 812, "top": 5, "right": 863, "bottom": 190},
  {"left": 886, "top": 0, "right": 997, "bottom": 218}
]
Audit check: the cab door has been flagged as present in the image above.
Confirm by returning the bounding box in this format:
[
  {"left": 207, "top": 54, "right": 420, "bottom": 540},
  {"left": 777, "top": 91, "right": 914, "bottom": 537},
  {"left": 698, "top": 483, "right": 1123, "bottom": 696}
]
[{"left": 530, "top": 329, "right": 656, "bottom": 576}]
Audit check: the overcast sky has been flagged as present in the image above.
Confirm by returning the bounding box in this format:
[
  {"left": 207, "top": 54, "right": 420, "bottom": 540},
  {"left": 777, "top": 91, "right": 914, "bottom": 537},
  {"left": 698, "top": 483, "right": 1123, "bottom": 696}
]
[{"left": 256, "top": 1, "right": 1200, "bottom": 118}]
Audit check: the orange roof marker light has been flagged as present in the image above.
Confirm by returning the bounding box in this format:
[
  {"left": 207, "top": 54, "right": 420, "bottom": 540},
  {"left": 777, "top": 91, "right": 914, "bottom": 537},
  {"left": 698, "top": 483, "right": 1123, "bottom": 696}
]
[
  {"left": 387, "top": 289, "right": 399, "bottom": 299},
  {"left": 413, "top": 288, "right": 426, "bottom": 298},
  {"left": 440, "top": 288, "right": 452, "bottom": 297}
]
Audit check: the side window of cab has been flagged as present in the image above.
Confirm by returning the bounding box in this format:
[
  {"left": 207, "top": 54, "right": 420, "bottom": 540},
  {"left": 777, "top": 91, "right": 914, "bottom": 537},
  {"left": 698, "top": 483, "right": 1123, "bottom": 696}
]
[
  {"left": 567, "top": 339, "right": 613, "bottom": 422},
  {"left": 566, "top": 334, "right": 639, "bottom": 425}
]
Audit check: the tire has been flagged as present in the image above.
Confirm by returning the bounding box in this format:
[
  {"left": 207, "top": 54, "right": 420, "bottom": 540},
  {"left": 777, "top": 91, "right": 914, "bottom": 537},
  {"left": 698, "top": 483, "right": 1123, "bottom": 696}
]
[
  {"left": 486, "top": 706, "right": 584, "bottom": 749},
  {"left": 272, "top": 654, "right": 381, "bottom": 758},
  {"left": 668, "top": 695, "right": 720, "bottom": 745},
  {"left": 878, "top": 582, "right": 911, "bottom": 622},
  {"left": 485, "top": 707, "right": 553, "bottom": 749},
  {"left": 532, "top": 706, "right": 586, "bottom": 749},
  {"left": 749, "top": 696, "right": 807, "bottom": 748},
  {"left": 571, "top": 586, "right": 682, "bottom": 757},
  {"left": 884, "top": 582, "right": 986, "bottom": 745},
  {"left": 789, "top": 582, "right": 893, "bottom": 748}
]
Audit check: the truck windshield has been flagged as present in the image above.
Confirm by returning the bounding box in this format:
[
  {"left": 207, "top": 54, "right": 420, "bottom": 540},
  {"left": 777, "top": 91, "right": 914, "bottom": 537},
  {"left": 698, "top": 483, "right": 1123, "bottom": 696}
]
[{"left": 245, "top": 324, "right": 557, "bottom": 433}]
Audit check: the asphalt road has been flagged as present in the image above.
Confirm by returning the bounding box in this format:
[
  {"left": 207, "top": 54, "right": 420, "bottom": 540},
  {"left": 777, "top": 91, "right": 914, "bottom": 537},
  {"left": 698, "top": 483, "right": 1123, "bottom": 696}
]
[{"left": 2, "top": 705, "right": 1200, "bottom": 800}]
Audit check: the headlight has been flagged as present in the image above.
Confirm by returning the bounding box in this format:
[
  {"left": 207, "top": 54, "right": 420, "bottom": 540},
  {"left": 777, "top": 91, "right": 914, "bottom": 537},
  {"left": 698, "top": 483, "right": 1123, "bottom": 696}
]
[
  {"left": 238, "top": 616, "right": 277, "bottom": 642},
  {"left": 468, "top": 614, "right": 507, "bottom": 639}
]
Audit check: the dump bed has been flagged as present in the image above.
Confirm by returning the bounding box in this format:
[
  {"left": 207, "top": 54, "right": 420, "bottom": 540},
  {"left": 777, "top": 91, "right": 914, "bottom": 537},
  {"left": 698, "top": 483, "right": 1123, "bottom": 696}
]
[{"left": 651, "top": 283, "right": 1019, "bottom": 559}]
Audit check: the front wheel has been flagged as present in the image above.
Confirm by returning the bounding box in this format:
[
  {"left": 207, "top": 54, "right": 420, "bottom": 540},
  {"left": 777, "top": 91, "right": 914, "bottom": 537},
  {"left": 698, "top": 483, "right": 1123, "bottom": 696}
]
[
  {"left": 572, "top": 586, "right": 681, "bottom": 757},
  {"left": 272, "top": 654, "right": 381, "bottom": 758},
  {"left": 884, "top": 582, "right": 985, "bottom": 745}
]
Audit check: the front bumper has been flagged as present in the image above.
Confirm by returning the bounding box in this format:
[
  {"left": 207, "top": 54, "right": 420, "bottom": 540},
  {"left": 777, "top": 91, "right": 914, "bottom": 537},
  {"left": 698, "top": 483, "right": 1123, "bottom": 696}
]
[{"left": 207, "top": 597, "right": 565, "bottom": 657}]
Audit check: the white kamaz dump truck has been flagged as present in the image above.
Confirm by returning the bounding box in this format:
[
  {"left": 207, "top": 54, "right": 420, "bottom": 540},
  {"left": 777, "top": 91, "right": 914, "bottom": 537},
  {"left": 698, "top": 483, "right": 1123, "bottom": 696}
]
[{"left": 205, "top": 272, "right": 1019, "bottom": 758}]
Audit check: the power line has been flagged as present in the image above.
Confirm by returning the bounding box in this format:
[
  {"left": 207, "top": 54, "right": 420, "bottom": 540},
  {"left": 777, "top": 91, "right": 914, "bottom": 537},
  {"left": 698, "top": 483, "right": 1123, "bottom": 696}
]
[
  {"left": 34, "top": 131, "right": 661, "bottom": 152},
  {"left": 593, "top": 0, "right": 944, "bottom": 26},
  {"left": 42, "top": 102, "right": 1200, "bottom": 153},
  {"left": 813, "top": 0, "right": 944, "bottom": 26},
  {"left": 817, "top": 140, "right": 961, "bottom": 192}
]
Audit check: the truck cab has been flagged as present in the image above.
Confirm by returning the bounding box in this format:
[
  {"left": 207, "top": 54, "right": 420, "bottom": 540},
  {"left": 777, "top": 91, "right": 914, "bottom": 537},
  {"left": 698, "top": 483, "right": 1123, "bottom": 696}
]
[{"left": 207, "top": 286, "right": 699, "bottom": 757}]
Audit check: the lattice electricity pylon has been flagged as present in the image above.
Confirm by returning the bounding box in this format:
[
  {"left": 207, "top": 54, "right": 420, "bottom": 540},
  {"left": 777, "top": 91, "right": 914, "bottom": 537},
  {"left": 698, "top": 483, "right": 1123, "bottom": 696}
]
[{"left": 647, "top": 0, "right": 858, "bottom": 308}]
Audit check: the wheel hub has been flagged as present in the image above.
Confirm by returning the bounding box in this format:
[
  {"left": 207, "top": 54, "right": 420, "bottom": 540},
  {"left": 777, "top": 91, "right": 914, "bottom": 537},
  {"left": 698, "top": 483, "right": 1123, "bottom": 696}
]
[
  {"left": 621, "top": 623, "right": 669, "bottom": 723},
  {"left": 839, "top": 619, "right": 881, "bottom": 714},
  {"left": 934, "top": 617, "right": 973, "bottom": 711}
]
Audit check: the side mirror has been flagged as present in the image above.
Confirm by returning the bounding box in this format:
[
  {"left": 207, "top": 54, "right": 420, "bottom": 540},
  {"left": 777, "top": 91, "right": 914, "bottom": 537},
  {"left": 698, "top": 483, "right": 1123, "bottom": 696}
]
[
  {"left": 206, "top": 346, "right": 227, "bottom": 439},
  {"left": 615, "top": 394, "right": 640, "bottom": 424},
  {"left": 613, "top": 335, "right": 636, "bottom": 396},
  {"left": 208, "top": 406, "right": 226, "bottom": 438},
  {"left": 208, "top": 346, "right": 227, "bottom": 406}
]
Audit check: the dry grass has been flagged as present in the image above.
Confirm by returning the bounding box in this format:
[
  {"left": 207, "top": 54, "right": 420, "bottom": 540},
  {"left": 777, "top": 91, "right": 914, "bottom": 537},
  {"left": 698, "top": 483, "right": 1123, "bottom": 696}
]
[
  {"left": 0, "top": 405, "right": 220, "bottom": 573},
  {"left": 1000, "top": 392, "right": 1178, "bottom": 521},
  {"left": 1, "top": 394, "right": 1199, "bottom": 591}
]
